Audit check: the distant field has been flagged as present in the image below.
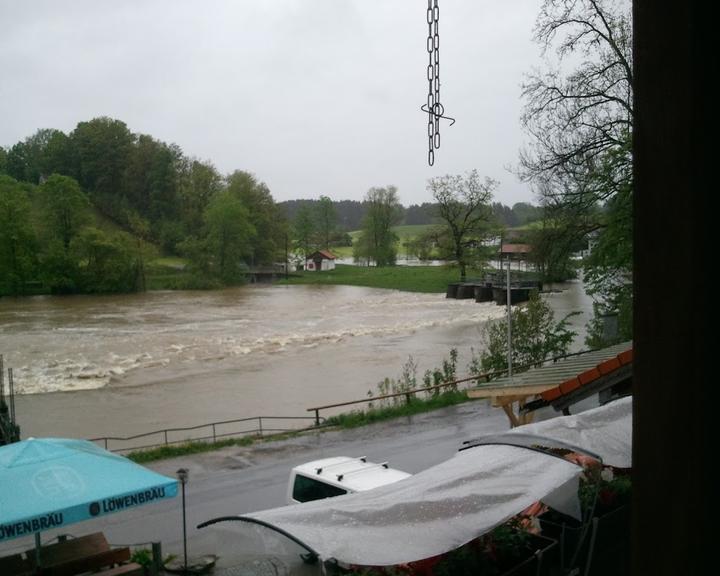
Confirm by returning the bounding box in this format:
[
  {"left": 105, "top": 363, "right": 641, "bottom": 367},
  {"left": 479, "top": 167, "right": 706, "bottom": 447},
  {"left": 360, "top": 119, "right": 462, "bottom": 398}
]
[
  {"left": 392, "top": 224, "right": 438, "bottom": 239},
  {"left": 332, "top": 224, "right": 440, "bottom": 260},
  {"left": 279, "top": 263, "right": 475, "bottom": 293}
]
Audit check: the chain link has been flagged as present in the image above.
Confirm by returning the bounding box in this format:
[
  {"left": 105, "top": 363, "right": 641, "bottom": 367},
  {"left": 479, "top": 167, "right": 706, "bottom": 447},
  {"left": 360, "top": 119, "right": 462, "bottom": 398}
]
[{"left": 424, "top": 0, "right": 453, "bottom": 166}]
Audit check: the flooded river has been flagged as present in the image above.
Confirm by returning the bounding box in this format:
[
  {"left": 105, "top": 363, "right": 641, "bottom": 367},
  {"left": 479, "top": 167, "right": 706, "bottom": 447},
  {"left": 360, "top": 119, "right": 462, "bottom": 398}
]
[{"left": 0, "top": 281, "right": 592, "bottom": 439}]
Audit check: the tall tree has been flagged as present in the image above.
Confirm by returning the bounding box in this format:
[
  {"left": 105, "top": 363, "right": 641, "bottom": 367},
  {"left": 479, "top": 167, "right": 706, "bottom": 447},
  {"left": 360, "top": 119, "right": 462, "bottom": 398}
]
[
  {"left": 204, "top": 190, "right": 256, "bottom": 283},
  {"left": 315, "top": 195, "right": 336, "bottom": 250},
  {"left": 293, "top": 204, "right": 316, "bottom": 259},
  {"left": 4, "top": 129, "right": 75, "bottom": 184},
  {"left": 70, "top": 227, "right": 137, "bottom": 293},
  {"left": 0, "top": 146, "right": 7, "bottom": 175},
  {"left": 0, "top": 176, "right": 37, "bottom": 295},
  {"left": 226, "top": 170, "right": 285, "bottom": 266},
  {"left": 177, "top": 158, "right": 223, "bottom": 235},
  {"left": 354, "top": 186, "right": 403, "bottom": 266},
  {"left": 428, "top": 170, "right": 496, "bottom": 281},
  {"left": 71, "top": 117, "right": 135, "bottom": 220},
  {"left": 520, "top": 0, "right": 633, "bottom": 343},
  {"left": 36, "top": 174, "right": 91, "bottom": 294},
  {"left": 39, "top": 174, "right": 91, "bottom": 251}
]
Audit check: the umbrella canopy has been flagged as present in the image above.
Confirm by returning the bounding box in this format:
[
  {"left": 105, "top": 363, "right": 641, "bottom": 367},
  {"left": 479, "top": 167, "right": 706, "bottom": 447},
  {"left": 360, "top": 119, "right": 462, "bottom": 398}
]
[{"left": 0, "top": 437, "right": 178, "bottom": 544}]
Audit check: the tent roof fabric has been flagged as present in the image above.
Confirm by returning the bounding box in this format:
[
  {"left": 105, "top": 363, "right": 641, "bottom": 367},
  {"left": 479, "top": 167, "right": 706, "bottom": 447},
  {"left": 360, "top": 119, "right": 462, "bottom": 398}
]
[
  {"left": 229, "top": 397, "right": 632, "bottom": 567},
  {"left": 247, "top": 445, "right": 581, "bottom": 566},
  {"left": 508, "top": 396, "right": 632, "bottom": 468}
]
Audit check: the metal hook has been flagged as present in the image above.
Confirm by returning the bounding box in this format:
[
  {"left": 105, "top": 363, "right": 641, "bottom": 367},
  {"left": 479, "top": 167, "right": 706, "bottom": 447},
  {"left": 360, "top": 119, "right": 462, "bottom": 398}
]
[{"left": 420, "top": 104, "right": 456, "bottom": 126}]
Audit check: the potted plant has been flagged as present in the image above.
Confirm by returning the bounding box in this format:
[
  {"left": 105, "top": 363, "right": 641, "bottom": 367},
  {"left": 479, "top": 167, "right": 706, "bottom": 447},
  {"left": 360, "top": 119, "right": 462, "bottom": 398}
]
[
  {"left": 329, "top": 517, "right": 558, "bottom": 576},
  {"left": 417, "top": 517, "right": 558, "bottom": 576},
  {"left": 538, "top": 464, "right": 631, "bottom": 575}
]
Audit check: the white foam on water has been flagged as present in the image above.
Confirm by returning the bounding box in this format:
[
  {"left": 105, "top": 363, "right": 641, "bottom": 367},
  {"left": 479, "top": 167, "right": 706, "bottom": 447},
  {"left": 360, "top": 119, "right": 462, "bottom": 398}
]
[{"left": 3, "top": 288, "right": 510, "bottom": 395}]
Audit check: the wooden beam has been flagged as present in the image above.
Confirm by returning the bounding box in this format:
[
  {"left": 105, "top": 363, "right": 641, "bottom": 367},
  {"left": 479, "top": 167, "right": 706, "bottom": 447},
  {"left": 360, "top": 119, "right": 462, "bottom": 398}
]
[
  {"left": 490, "top": 394, "right": 537, "bottom": 407},
  {"left": 468, "top": 384, "right": 556, "bottom": 398},
  {"left": 500, "top": 404, "right": 520, "bottom": 428}
]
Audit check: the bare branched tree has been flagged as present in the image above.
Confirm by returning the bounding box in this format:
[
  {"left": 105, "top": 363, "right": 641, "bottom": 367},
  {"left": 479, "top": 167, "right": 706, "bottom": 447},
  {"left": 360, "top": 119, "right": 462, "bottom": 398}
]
[
  {"left": 521, "top": 0, "right": 633, "bottom": 201},
  {"left": 520, "top": 0, "right": 633, "bottom": 344}
]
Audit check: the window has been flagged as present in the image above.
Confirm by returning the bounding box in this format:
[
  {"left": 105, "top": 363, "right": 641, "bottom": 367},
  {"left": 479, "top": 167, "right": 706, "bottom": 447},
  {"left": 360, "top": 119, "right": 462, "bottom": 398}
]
[{"left": 292, "top": 474, "right": 347, "bottom": 503}]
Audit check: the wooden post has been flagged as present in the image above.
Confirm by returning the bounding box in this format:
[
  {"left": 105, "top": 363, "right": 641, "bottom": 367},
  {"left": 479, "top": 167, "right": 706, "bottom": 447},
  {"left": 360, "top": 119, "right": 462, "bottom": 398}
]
[{"left": 151, "top": 542, "right": 162, "bottom": 576}]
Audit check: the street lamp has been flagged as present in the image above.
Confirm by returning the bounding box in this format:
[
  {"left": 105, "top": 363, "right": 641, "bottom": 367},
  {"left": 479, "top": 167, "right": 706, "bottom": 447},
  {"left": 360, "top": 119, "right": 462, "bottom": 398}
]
[{"left": 176, "top": 468, "right": 189, "bottom": 574}]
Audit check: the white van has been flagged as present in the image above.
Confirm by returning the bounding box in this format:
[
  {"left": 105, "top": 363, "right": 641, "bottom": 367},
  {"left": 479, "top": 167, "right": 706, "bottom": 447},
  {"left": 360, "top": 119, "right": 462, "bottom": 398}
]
[{"left": 286, "top": 456, "right": 411, "bottom": 504}]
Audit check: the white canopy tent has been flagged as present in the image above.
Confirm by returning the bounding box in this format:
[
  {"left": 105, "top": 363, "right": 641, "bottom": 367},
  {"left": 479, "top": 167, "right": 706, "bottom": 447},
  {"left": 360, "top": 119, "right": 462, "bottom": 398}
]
[{"left": 199, "top": 397, "right": 632, "bottom": 567}]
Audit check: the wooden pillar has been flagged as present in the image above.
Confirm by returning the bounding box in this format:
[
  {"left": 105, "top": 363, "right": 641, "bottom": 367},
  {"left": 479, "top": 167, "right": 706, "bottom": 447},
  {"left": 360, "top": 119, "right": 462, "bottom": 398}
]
[{"left": 633, "top": 2, "right": 710, "bottom": 574}]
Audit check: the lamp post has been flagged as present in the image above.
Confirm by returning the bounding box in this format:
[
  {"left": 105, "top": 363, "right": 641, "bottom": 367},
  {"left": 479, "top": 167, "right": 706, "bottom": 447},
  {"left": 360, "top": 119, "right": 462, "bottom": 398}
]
[
  {"left": 176, "top": 468, "right": 188, "bottom": 574},
  {"left": 506, "top": 254, "right": 513, "bottom": 380}
]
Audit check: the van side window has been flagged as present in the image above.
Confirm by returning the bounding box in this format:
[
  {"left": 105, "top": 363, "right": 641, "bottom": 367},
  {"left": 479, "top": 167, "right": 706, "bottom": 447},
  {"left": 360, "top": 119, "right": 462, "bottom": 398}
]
[{"left": 292, "top": 474, "right": 347, "bottom": 502}]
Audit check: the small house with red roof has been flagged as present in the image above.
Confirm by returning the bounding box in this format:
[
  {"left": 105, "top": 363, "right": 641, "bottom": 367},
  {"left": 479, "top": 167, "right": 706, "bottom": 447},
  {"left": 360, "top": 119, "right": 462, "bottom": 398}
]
[{"left": 305, "top": 250, "right": 337, "bottom": 272}]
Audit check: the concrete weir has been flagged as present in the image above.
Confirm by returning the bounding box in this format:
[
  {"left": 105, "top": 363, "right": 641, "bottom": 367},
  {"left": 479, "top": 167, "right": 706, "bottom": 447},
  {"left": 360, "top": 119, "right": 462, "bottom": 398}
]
[{"left": 446, "top": 279, "right": 542, "bottom": 306}]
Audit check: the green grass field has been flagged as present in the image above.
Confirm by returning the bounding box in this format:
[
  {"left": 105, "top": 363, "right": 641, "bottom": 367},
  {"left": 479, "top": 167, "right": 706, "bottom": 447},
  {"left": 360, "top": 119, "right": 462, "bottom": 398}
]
[
  {"left": 330, "top": 224, "right": 439, "bottom": 260},
  {"left": 280, "top": 263, "right": 476, "bottom": 293}
]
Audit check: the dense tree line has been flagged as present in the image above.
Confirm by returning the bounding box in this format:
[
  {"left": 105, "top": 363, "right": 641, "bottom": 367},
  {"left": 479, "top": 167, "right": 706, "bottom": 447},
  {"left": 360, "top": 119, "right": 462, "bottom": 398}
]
[
  {"left": 279, "top": 198, "right": 539, "bottom": 231},
  {"left": 0, "top": 117, "right": 286, "bottom": 295}
]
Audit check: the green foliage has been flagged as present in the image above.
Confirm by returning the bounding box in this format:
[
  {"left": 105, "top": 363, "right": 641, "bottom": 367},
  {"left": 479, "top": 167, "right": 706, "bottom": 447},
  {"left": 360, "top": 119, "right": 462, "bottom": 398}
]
[
  {"left": 293, "top": 204, "right": 316, "bottom": 258},
  {"left": 127, "top": 436, "right": 255, "bottom": 463},
  {"left": 473, "top": 291, "right": 578, "bottom": 374},
  {"left": 279, "top": 263, "right": 483, "bottom": 293},
  {"left": 325, "top": 390, "right": 469, "bottom": 429},
  {"left": 71, "top": 117, "right": 135, "bottom": 216},
  {"left": 429, "top": 170, "right": 496, "bottom": 280},
  {"left": 315, "top": 195, "right": 336, "bottom": 250},
  {"left": 39, "top": 174, "right": 91, "bottom": 250},
  {"left": 130, "top": 548, "right": 153, "bottom": 567},
  {"left": 70, "top": 227, "right": 139, "bottom": 293},
  {"left": 526, "top": 219, "right": 582, "bottom": 282},
  {"left": 226, "top": 170, "right": 286, "bottom": 266},
  {"left": 433, "top": 519, "right": 533, "bottom": 576},
  {"left": 583, "top": 170, "right": 633, "bottom": 345},
  {"left": 204, "top": 190, "right": 256, "bottom": 283},
  {"left": 0, "top": 175, "right": 37, "bottom": 295},
  {"left": 354, "top": 186, "right": 403, "bottom": 266}
]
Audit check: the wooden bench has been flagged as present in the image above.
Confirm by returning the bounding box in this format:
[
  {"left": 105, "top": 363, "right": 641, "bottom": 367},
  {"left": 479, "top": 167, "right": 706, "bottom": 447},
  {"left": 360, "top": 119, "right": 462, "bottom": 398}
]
[
  {"left": 39, "top": 547, "right": 133, "bottom": 576},
  {"left": 94, "top": 562, "right": 144, "bottom": 576},
  {"left": 25, "top": 532, "right": 137, "bottom": 576},
  {"left": 0, "top": 552, "right": 33, "bottom": 576}
]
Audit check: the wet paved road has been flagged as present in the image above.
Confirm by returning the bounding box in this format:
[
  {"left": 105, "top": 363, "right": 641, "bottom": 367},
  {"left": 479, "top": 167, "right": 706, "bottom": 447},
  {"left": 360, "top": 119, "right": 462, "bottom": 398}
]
[{"left": 2, "top": 400, "right": 525, "bottom": 559}]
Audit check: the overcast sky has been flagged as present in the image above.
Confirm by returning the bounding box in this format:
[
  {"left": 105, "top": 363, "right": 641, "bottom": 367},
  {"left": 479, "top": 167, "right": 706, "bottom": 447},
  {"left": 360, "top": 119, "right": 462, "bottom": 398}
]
[{"left": 1, "top": 0, "right": 545, "bottom": 206}]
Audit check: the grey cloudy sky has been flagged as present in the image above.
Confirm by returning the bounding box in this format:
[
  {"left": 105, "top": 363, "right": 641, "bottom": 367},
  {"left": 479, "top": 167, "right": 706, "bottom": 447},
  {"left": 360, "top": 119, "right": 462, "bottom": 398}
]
[{"left": 1, "top": 0, "right": 544, "bottom": 206}]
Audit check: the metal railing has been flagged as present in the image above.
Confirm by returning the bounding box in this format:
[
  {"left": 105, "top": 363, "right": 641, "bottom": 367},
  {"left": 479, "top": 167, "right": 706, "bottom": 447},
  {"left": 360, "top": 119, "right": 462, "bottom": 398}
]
[
  {"left": 89, "top": 350, "right": 598, "bottom": 452},
  {"left": 306, "top": 348, "right": 598, "bottom": 425},
  {"left": 89, "top": 415, "right": 323, "bottom": 454}
]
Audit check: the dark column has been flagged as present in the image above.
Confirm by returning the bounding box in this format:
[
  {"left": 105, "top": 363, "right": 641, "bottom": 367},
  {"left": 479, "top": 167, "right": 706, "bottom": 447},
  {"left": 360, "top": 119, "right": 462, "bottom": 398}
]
[{"left": 633, "top": 2, "right": 710, "bottom": 575}]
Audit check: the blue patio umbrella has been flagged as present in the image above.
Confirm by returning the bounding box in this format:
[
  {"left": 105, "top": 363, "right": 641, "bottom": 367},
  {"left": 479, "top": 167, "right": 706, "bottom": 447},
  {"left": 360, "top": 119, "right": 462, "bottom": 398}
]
[{"left": 0, "top": 437, "right": 178, "bottom": 554}]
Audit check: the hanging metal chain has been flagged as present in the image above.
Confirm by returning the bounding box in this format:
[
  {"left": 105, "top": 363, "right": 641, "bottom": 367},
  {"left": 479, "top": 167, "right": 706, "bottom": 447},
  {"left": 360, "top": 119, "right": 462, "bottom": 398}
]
[{"left": 422, "top": 0, "right": 454, "bottom": 166}]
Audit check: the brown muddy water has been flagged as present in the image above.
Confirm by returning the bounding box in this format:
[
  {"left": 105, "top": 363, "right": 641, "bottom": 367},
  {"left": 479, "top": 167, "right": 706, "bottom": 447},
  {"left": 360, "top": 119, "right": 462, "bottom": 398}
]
[{"left": 0, "top": 281, "right": 592, "bottom": 440}]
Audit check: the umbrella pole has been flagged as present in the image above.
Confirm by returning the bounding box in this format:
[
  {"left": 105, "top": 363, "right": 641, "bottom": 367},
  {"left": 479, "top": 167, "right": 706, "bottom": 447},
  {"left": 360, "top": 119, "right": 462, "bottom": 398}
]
[{"left": 34, "top": 532, "right": 41, "bottom": 567}]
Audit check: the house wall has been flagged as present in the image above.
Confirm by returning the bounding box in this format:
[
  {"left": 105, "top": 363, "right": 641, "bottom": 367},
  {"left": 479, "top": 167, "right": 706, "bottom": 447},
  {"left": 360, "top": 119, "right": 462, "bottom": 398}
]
[{"left": 305, "top": 258, "right": 335, "bottom": 271}]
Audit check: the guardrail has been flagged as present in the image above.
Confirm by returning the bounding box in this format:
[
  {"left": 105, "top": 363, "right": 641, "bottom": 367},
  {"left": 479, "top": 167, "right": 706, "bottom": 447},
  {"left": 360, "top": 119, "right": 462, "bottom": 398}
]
[
  {"left": 306, "top": 348, "right": 598, "bottom": 425},
  {"left": 89, "top": 415, "right": 323, "bottom": 454}
]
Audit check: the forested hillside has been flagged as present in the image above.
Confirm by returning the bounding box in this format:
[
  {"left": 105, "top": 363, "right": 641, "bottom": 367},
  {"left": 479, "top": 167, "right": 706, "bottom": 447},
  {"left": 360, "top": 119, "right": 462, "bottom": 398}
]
[{"left": 0, "top": 117, "right": 286, "bottom": 295}]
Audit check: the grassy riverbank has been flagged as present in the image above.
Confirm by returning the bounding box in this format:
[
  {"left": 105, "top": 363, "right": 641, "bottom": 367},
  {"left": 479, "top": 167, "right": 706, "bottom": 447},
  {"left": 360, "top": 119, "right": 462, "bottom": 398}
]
[
  {"left": 127, "top": 390, "right": 475, "bottom": 463},
  {"left": 279, "top": 263, "right": 481, "bottom": 293}
]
